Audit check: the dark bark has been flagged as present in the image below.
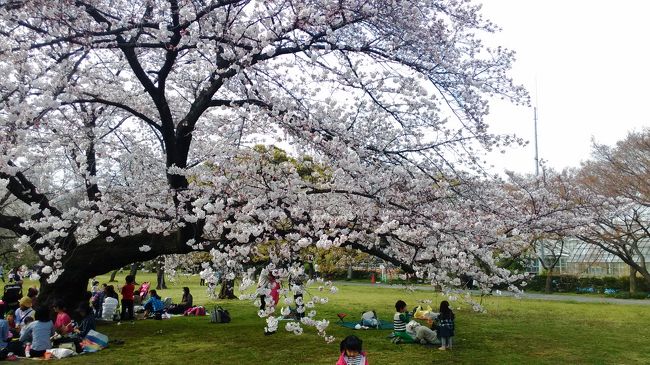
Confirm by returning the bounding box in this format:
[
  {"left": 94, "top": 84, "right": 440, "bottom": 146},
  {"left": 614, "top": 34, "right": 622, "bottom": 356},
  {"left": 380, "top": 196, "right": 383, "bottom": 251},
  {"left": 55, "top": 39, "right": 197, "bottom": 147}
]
[
  {"left": 109, "top": 269, "right": 118, "bottom": 282},
  {"left": 218, "top": 278, "right": 237, "bottom": 299},
  {"left": 545, "top": 268, "right": 554, "bottom": 294},
  {"left": 37, "top": 232, "right": 200, "bottom": 311},
  {"left": 37, "top": 267, "right": 89, "bottom": 313},
  {"left": 156, "top": 268, "right": 167, "bottom": 290},
  {"left": 129, "top": 263, "right": 138, "bottom": 282},
  {"left": 630, "top": 266, "right": 637, "bottom": 294},
  {"left": 156, "top": 259, "right": 167, "bottom": 290}
]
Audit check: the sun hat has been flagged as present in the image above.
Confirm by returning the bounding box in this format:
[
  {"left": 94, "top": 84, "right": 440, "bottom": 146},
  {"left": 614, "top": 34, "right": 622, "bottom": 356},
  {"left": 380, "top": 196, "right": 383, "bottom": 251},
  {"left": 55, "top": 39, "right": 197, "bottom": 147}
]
[{"left": 19, "top": 297, "right": 32, "bottom": 307}]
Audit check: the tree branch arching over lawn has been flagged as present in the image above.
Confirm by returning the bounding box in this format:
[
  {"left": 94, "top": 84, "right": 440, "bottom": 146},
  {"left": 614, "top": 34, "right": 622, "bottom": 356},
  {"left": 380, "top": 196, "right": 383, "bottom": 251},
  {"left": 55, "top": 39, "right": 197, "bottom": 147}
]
[{"left": 0, "top": 0, "right": 556, "bottom": 315}]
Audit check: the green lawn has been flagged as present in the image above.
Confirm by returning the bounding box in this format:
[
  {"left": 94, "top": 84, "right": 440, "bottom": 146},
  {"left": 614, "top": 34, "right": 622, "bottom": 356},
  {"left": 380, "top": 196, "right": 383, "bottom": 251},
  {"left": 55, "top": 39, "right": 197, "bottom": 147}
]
[{"left": 32, "top": 273, "right": 650, "bottom": 364}]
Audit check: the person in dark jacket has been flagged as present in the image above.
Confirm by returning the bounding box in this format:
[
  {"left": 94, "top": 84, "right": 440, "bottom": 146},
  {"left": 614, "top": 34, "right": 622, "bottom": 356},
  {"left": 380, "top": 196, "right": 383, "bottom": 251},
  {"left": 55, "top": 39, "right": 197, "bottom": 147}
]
[
  {"left": 167, "top": 287, "right": 193, "bottom": 314},
  {"left": 435, "top": 300, "right": 455, "bottom": 350}
]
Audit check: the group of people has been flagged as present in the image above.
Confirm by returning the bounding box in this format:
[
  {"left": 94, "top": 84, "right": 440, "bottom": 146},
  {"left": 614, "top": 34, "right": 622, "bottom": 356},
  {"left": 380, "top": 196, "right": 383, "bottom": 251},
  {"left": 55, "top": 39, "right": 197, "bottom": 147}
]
[
  {"left": 0, "top": 292, "right": 97, "bottom": 358},
  {"left": 90, "top": 276, "right": 194, "bottom": 321},
  {"left": 0, "top": 273, "right": 198, "bottom": 359},
  {"left": 337, "top": 299, "right": 456, "bottom": 365},
  {"left": 392, "top": 299, "right": 455, "bottom": 349}
]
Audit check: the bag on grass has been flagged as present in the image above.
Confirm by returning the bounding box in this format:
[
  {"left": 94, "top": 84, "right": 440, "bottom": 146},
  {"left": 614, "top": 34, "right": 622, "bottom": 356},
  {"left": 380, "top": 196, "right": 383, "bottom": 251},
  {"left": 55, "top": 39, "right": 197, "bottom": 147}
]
[
  {"left": 413, "top": 305, "right": 433, "bottom": 319},
  {"left": 81, "top": 329, "right": 109, "bottom": 353},
  {"left": 48, "top": 347, "right": 75, "bottom": 359},
  {"left": 210, "top": 305, "right": 231, "bottom": 323}
]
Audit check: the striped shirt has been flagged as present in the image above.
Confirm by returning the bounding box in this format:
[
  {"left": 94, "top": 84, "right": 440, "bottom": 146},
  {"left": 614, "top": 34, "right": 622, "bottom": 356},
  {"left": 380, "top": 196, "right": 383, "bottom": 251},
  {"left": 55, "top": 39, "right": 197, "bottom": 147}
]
[
  {"left": 344, "top": 354, "right": 366, "bottom": 365},
  {"left": 393, "top": 312, "right": 409, "bottom": 332}
]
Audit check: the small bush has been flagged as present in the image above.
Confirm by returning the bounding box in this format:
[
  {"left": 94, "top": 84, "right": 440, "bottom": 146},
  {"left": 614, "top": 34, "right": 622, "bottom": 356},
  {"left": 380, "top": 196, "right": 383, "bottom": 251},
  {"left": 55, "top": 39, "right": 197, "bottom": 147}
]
[{"left": 608, "top": 291, "right": 650, "bottom": 299}]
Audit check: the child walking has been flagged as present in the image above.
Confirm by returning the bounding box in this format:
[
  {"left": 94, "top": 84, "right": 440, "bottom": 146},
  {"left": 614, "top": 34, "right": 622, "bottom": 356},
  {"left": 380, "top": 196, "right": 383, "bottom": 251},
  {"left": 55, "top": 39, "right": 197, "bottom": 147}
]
[
  {"left": 336, "top": 335, "right": 368, "bottom": 365},
  {"left": 436, "top": 300, "right": 455, "bottom": 350}
]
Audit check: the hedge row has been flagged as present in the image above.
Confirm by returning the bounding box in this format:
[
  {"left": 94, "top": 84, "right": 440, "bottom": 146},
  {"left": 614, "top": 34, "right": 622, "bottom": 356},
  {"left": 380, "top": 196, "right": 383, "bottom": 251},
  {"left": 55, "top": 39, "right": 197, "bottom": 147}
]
[{"left": 524, "top": 274, "right": 650, "bottom": 294}]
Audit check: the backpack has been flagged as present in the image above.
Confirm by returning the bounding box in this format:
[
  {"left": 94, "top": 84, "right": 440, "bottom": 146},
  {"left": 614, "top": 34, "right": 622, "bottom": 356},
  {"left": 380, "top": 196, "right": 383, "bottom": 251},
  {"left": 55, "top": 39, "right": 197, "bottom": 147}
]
[{"left": 210, "top": 305, "right": 231, "bottom": 323}]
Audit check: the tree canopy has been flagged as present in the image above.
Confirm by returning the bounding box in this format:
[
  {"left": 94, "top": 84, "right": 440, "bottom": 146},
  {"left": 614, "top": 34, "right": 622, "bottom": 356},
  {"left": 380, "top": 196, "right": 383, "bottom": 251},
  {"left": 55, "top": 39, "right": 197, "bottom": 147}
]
[
  {"left": 0, "top": 1, "right": 553, "bottom": 330},
  {"left": 575, "top": 129, "right": 650, "bottom": 287}
]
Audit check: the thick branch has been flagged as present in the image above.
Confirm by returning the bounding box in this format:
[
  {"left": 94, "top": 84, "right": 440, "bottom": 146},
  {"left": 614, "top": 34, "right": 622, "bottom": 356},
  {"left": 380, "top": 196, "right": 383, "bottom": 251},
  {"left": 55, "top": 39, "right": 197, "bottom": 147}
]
[
  {"left": 63, "top": 232, "right": 205, "bottom": 278},
  {"left": 0, "top": 213, "right": 41, "bottom": 241},
  {"left": 0, "top": 161, "right": 63, "bottom": 218}
]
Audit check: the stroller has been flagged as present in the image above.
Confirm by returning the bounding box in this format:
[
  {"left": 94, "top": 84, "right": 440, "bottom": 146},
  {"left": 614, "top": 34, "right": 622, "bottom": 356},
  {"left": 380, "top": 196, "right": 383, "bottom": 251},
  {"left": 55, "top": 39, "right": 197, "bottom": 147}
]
[{"left": 2, "top": 283, "right": 23, "bottom": 313}]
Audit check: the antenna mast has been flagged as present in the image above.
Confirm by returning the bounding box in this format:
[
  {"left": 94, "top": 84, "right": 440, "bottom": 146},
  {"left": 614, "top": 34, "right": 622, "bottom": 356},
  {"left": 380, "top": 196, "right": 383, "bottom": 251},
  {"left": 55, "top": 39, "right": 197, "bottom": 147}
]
[{"left": 534, "top": 106, "right": 539, "bottom": 176}]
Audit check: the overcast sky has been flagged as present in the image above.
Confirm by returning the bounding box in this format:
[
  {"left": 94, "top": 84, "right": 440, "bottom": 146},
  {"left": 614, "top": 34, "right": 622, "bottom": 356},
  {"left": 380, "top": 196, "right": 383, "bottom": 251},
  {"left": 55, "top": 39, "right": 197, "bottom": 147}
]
[{"left": 478, "top": 0, "right": 650, "bottom": 175}]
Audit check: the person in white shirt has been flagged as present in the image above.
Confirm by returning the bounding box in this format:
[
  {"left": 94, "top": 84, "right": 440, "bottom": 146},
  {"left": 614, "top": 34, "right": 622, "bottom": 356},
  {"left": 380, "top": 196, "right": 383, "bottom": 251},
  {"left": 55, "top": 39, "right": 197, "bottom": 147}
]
[{"left": 14, "top": 297, "right": 35, "bottom": 329}]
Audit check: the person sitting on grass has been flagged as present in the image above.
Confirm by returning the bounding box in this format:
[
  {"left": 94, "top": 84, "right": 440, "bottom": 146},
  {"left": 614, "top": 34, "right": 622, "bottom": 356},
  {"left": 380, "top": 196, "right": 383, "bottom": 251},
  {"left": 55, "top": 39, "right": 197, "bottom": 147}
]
[
  {"left": 101, "top": 285, "right": 119, "bottom": 321},
  {"left": 53, "top": 300, "right": 74, "bottom": 335},
  {"left": 336, "top": 335, "right": 369, "bottom": 365},
  {"left": 19, "top": 306, "right": 54, "bottom": 358},
  {"left": 74, "top": 303, "right": 96, "bottom": 339},
  {"left": 143, "top": 290, "right": 165, "bottom": 319},
  {"left": 167, "top": 287, "right": 193, "bottom": 314},
  {"left": 5, "top": 312, "right": 17, "bottom": 337},
  {"left": 392, "top": 300, "right": 415, "bottom": 343},
  {"left": 406, "top": 319, "right": 438, "bottom": 345},
  {"left": 18, "top": 316, "right": 34, "bottom": 335},
  {"left": 14, "top": 297, "right": 34, "bottom": 330},
  {"left": 0, "top": 315, "right": 11, "bottom": 351}
]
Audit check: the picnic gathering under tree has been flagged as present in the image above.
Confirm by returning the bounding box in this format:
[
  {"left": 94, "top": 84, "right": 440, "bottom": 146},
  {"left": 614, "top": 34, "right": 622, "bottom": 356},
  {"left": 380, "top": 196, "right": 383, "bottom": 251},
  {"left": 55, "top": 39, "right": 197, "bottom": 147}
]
[{"left": 0, "top": 0, "right": 648, "bottom": 359}]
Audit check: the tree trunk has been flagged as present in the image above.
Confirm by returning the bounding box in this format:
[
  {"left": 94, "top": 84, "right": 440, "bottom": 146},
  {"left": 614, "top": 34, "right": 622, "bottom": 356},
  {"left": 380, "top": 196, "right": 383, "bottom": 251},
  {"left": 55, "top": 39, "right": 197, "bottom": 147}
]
[
  {"left": 37, "top": 232, "right": 192, "bottom": 312},
  {"left": 156, "top": 260, "right": 167, "bottom": 290},
  {"left": 37, "top": 267, "right": 90, "bottom": 314},
  {"left": 347, "top": 264, "right": 353, "bottom": 280},
  {"left": 109, "top": 264, "right": 138, "bottom": 285},
  {"left": 545, "top": 268, "right": 554, "bottom": 294},
  {"left": 629, "top": 266, "right": 637, "bottom": 294},
  {"left": 218, "top": 278, "right": 237, "bottom": 299},
  {"left": 129, "top": 263, "right": 138, "bottom": 283},
  {"left": 109, "top": 269, "right": 119, "bottom": 282},
  {"left": 156, "top": 268, "right": 167, "bottom": 290}
]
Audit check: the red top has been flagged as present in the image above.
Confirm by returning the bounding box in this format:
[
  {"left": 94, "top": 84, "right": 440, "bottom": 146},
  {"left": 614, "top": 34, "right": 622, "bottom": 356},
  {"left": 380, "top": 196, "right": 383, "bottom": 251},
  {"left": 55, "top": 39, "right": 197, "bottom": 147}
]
[
  {"left": 54, "top": 312, "right": 73, "bottom": 334},
  {"left": 121, "top": 283, "right": 135, "bottom": 300},
  {"left": 270, "top": 280, "right": 280, "bottom": 306}
]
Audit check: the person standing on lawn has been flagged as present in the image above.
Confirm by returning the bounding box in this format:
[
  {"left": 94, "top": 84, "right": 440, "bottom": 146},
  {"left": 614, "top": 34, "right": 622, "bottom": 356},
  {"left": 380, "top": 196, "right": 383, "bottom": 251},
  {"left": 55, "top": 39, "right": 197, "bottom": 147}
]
[
  {"left": 435, "top": 300, "right": 455, "bottom": 350},
  {"left": 120, "top": 275, "right": 135, "bottom": 320}
]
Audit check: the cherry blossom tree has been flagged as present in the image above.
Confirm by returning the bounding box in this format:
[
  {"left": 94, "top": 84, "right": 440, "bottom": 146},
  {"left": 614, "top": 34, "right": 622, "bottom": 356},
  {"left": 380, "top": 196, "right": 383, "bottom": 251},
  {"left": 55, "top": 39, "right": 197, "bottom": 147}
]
[
  {"left": 576, "top": 130, "right": 650, "bottom": 291},
  {"left": 0, "top": 0, "right": 548, "bottom": 329},
  {"left": 505, "top": 169, "right": 593, "bottom": 293}
]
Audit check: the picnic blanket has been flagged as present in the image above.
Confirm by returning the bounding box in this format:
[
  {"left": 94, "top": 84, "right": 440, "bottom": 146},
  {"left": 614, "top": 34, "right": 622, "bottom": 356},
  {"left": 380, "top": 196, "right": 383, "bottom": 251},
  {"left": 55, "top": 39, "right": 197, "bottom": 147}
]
[{"left": 337, "top": 320, "right": 394, "bottom": 330}]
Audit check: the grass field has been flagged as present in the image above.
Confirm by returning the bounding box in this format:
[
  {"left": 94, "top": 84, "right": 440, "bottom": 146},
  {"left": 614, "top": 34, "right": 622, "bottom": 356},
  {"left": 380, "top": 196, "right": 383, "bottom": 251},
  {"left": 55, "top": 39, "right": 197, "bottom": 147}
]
[{"left": 23, "top": 273, "right": 650, "bottom": 364}]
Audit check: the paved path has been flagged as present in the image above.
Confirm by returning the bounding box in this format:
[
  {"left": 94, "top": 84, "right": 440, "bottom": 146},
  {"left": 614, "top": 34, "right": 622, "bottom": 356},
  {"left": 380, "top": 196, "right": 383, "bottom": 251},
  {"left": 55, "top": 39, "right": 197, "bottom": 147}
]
[{"left": 333, "top": 281, "right": 650, "bottom": 306}]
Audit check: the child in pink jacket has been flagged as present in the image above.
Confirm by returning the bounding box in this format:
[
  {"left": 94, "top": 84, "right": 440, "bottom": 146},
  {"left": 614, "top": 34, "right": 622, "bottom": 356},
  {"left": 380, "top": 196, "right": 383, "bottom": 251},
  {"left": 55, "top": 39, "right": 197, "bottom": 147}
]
[{"left": 336, "top": 335, "right": 368, "bottom": 365}]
